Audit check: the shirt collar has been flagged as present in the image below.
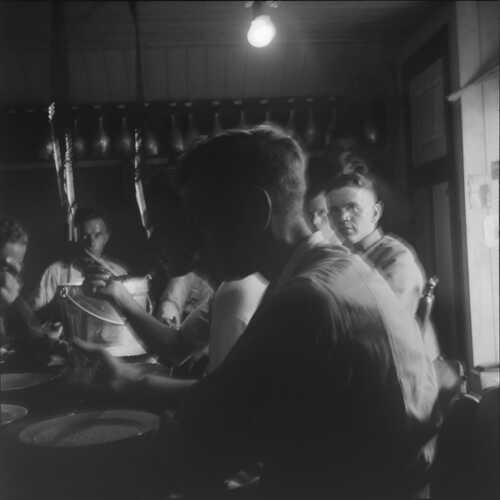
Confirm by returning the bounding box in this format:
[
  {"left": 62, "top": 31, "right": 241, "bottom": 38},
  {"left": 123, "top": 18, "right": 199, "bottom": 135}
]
[
  {"left": 353, "top": 227, "right": 384, "bottom": 253},
  {"left": 272, "top": 231, "right": 326, "bottom": 292}
]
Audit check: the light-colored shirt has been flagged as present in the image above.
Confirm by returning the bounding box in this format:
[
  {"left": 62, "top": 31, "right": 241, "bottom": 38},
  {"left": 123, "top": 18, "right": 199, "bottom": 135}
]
[
  {"left": 175, "top": 274, "right": 268, "bottom": 373},
  {"left": 179, "top": 234, "right": 438, "bottom": 496},
  {"left": 157, "top": 272, "right": 214, "bottom": 324},
  {"left": 30, "top": 258, "right": 127, "bottom": 311},
  {"left": 208, "top": 273, "right": 268, "bottom": 373},
  {"left": 354, "top": 228, "right": 440, "bottom": 360}
]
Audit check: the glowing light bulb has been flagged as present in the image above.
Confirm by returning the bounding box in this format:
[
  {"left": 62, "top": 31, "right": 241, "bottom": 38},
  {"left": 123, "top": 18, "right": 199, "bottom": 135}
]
[{"left": 247, "top": 15, "right": 276, "bottom": 48}]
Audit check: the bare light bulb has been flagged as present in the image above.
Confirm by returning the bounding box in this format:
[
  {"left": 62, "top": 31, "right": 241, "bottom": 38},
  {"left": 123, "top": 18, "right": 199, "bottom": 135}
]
[{"left": 247, "top": 15, "right": 276, "bottom": 48}]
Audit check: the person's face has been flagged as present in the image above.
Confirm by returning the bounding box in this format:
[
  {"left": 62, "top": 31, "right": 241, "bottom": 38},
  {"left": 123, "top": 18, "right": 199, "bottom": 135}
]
[
  {"left": 326, "top": 186, "right": 382, "bottom": 245},
  {"left": 306, "top": 193, "right": 331, "bottom": 234},
  {"left": 1, "top": 241, "right": 27, "bottom": 270},
  {"left": 80, "top": 218, "right": 109, "bottom": 257}
]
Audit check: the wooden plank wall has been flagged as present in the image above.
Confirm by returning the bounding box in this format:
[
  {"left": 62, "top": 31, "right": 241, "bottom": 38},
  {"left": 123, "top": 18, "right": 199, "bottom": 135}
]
[
  {"left": 0, "top": 1, "right": 397, "bottom": 105},
  {"left": 455, "top": 1, "right": 499, "bottom": 366},
  {"left": 0, "top": 42, "right": 394, "bottom": 104}
]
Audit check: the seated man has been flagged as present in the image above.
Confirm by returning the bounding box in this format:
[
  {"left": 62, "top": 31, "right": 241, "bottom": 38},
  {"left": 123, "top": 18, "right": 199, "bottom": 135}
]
[
  {"left": 325, "top": 172, "right": 440, "bottom": 360},
  {"left": 0, "top": 260, "right": 21, "bottom": 316},
  {"left": 0, "top": 217, "right": 63, "bottom": 362},
  {"left": 0, "top": 217, "right": 26, "bottom": 318},
  {"left": 31, "top": 207, "right": 127, "bottom": 311},
  {"left": 79, "top": 126, "right": 438, "bottom": 499}
]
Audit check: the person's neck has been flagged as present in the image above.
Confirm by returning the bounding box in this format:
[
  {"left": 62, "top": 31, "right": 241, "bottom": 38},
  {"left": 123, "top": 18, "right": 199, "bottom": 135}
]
[
  {"left": 258, "top": 216, "right": 312, "bottom": 282},
  {"left": 350, "top": 227, "right": 383, "bottom": 253}
]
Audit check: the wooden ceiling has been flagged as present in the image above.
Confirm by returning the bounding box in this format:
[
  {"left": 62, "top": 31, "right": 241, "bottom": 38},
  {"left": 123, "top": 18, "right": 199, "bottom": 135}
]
[{"left": 0, "top": 1, "right": 445, "bottom": 105}]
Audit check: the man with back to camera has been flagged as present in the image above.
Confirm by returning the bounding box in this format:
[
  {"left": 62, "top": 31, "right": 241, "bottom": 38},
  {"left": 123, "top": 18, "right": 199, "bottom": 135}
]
[
  {"left": 325, "top": 172, "right": 441, "bottom": 360},
  {"left": 30, "top": 207, "right": 127, "bottom": 312},
  {"left": 79, "top": 125, "right": 439, "bottom": 499}
]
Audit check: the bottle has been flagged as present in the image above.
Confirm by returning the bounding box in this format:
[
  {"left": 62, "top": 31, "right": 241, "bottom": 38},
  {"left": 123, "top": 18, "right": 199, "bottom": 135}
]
[
  {"left": 235, "top": 100, "right": 248, "bottom": 129},
  {"left": 143, "top": 103, "right": 159, "bottom": 157},
  {"left": 416, "top": 276, "right": 439, "bottom": 326},
  {"left": 303, "top": 98, "right": 317, "bottom": 149},
  {"left": 116, "top": 110, "right": 133, "bottom": 157},
  {"left": 286, "top": 98, "right": 297, "bottom": 138},
  {"left": 72, "top": 115, "right": 86, "bottom": 160},
  {"left": 211, "top": 101, "right": 223, "bottom": 136},
  {"left": 324, "top": 98, "right": 337, "bottom": 149},
  {"left": 168, "top": 105, "right": 184, "bottom": 155},
  {"left": 260, "top": 99, "right": 270, "bottom": 124},
  {"left": 92, "top": 108, "right": 110, "bottom": 158},
  {"left": 184, "top": 102, "right": 199, "bottom": 147}
]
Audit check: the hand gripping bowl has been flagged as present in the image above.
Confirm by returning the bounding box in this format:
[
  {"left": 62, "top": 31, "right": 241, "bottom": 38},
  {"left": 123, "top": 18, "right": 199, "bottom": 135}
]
[{"left": 57, "top": 276, "right": 151, "bottom": 357}]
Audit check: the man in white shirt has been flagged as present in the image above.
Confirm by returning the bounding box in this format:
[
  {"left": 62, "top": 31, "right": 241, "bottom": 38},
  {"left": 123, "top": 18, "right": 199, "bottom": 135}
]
[{"left": 31, "top": 208, "right": 127, "bottom": 311}]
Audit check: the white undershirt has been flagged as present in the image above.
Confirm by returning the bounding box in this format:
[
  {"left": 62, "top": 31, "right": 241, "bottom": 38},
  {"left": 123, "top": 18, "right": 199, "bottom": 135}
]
[{"left": 208, "top": 273, "right": 268, "bottom": 373}]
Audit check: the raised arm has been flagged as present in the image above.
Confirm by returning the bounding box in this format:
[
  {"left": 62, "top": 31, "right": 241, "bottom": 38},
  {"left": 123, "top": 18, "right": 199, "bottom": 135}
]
[{"left": 87, "top": 276, "right": 196, "bottom": 365}]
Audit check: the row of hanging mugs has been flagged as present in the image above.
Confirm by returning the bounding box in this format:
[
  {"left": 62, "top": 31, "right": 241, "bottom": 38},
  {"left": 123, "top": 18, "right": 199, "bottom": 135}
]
[{"left": 3, "top": 96, "right": 384, "bottom": 162}]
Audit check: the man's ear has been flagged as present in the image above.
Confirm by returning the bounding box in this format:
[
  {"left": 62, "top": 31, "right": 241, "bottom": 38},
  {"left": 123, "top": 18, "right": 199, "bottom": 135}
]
[
  {"left": 253, "top": 186, "right": 272, "bottom": 231},
  {"left": 102, "top": 228, "right": 110, "bottom": 246},
  {"left": 373, "top": 200, "right": 383, "bottom": 225},
  {"left": 237, "top": 186, "right": 272, "bottom": 234}
]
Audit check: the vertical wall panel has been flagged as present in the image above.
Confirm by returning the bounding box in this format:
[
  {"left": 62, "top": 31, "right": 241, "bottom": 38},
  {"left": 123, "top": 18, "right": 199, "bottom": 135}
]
[
  {"left": 103, "top": 49, "right": 130, "bottom": 102},
  {"left": 68, "top": 50, "right": 88, "bottom": 102},
  {"left": 205, "top": 46, "right": 227, "bottom": 98},
  {"left": 186, "top": 46, "right": 207, "bottom": 100},
  {"left": 224, "top": 45, "right": 247, "bottom": 99},
  {"left": 166, "top": 47, "right": 187, "bottom": 99},
  {"left": 456, "top": 0, "right": 499, "bottom": 366},
  {"left": 22, "top": 51, "right": 50, "bottom": 102},
  {"left": 143, "top": 48, "right": 165, "bottom": 101},
  {"left": 432, "top": 182, "right": 459, "bottom": 354}
]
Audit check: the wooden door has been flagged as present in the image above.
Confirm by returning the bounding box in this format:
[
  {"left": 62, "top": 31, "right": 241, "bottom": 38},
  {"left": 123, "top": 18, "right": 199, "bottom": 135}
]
[{"left": 402, "top": 27, "right": 467, "bottom": 361}]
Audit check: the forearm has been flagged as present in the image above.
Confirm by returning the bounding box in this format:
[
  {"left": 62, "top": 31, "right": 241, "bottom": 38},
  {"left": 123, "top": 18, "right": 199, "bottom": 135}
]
[
  {"left": 120, "top": 298, "right": 193, "bottom": 364},
  {"left": 7, "top": 297, "right": 47, "bottom": 341},
  {"left": 137, "top": 374, "right": 197, "bottom": 405}
]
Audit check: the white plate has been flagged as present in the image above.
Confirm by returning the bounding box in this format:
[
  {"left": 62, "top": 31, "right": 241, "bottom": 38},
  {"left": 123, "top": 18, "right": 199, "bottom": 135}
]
[
  {"left": 0, "top": 372, "right": 58, "bottom": 391},
  {"left": 19, "top": 409, "right": 159, "bottom": 447},
  {"left": 0, "top": 403, "right": 28, "bottom": 426}
]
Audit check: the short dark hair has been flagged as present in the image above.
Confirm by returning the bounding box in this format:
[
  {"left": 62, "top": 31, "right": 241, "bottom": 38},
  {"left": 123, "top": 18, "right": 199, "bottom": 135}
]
[
  {"left": 74, "top": 207, "right": 109, "bottom": 231},
  {"left": 0, "top": 217, "right": 28, "bottom": 248},
  {"left": 326, "top": 172, "right": 381, "bottom": 201},
  {"left": 178, "top": 124, "right": 306, "bottom": 216}
]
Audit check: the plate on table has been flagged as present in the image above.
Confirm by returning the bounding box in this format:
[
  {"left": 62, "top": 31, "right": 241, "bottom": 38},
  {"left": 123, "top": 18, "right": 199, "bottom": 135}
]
[
  {"left": 0, "top": 403, "right": 28, "bottom": 426},
  {"left": 0, "top": 372, "right": 59, "bottom": 391},
  {"left": 18, "top": 409, "right": 159, "bottom": 448}
]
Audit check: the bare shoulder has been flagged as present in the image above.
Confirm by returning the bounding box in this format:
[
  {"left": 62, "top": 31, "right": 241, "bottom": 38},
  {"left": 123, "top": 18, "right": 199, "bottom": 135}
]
[{"left": 215, "top": 274, "right": 268, "bottom": 305}]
